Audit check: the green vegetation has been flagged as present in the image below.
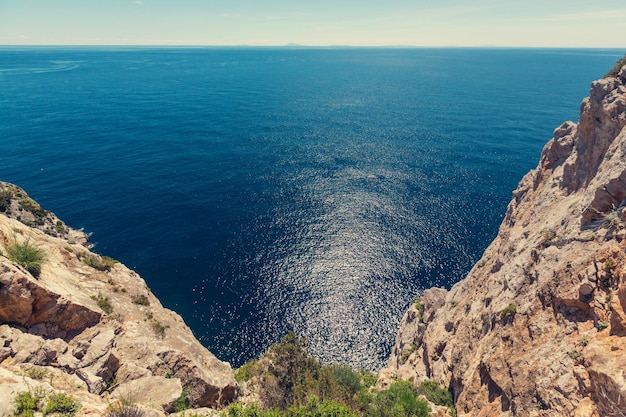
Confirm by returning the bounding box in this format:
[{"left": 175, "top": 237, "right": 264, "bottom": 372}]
[
  {"left": 500, "top": 304, "right": 517, "bottom": 320},
  {"left": 597, "top": 321, "right": 609, "bottom": 331},
  {"left": 13, "top": 391, "right": 43, "bottom": 417},
  {"left": 0, "top": 190, "right": 13, "bottom": 212},
  {"left": 131, "top": 294, "right": 150, "bottom": 306},
  {"left": 5, "top": 237, "right": 46, "bottom": 277},
  {"left": 541, "top": 230, "right": 557, "bottom": 247},
  {"left": 229, "top": 332, "right": 449, "bottom": 417},
  {"left": 370, "top": 381, "right": 430, "bottom": 417},
  {"left": 605, "top": 55, "right": 626, "bottom": 78},
  {"left": 105, "top": 404, "right": 146, "bottom": 417},
  {"left": 91, "top": 294, "right": 114, "bottom": 314},
  {"left": 81, "top": 254, "right": 118, "bottom": 272},
  {"left": 18, "top": 197, "right": 46, "bottom": 219},
  {"left": 567, "top": 350, "right": 580, "bottom": 360},
  {"left": 417, "top": 380, "right": 454, "bottom": 413},
  {"left": 26, "top": 366, "right": 48, "bottom": 380},
  {"left": 42, "top": 392, "right": 81, "bottom": 416},
  {"left": 150, "top": 319, "right": 169, "bottom": 339},
  {"left": 55, "top": 220, "right": 65, "bottom": 234},
  {"left": 414, "top": 297, "right": 424, "bottom": 322},
  {"left": 173, "top": 387, "right": 193, "bottom": 412}
]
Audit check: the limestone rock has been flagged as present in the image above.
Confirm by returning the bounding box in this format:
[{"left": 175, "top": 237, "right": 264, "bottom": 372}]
[
  {"left": 0, "top": 184, "right": 238, "bottom": 412},
  {"left": 384, "top": 65, "right": 626, "bottom": 415},
  {"left": 112, "top": 376, "right": 183, "bottom": 412}
]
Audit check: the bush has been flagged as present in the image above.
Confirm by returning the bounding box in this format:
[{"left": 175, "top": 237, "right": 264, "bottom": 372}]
[
  {"left": 14, "top": 391, "right": 42, "bottom": 417},
  {"left": 500, "top": 304, "right": 517, "bottom": 320},
  {"left": 234, "top": 331, "right": 380, "bottom": 411},
  {"left": 82, "top": 254, "right": 118, "bottom": 271},
  {"left": 5, "top": 237, "right": 46, "bottom": 277},
  {"left": 288, "top": 396, "right": 358, "bottom": 417},
  {"left": 91, "top": 294, "right": 114, "bottom": 314},
  {"left": 0, "top": 190, "right": 13, "bottom": 212},
  {"left": 131, "top": 295, "right": 150, "bottom": 306},
  {"left": 605, "top": 55, "right": 626, "bottom": 78},
  {"left": 173, "top": 387, "right": 192, "bottom": 412},
  {"left": 105, "top": 404, "right": 146, "bottom": 417},
  {"left": 370, "top": 381, "right": 430, "bottom": 417},
  {"left": 43, "top": 392, "right": 81, "bottom": 416},
  {"left": 18, "top": 198, "right": 46, "bottom": 218},
  {"left": 417, "top": 380, "right": 454, "bottom": 413},
  {"left": 150, "top": 320, "right": 169, "bottom": 339}
]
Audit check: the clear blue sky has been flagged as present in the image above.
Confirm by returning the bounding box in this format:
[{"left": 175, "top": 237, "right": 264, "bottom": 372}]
[{"left": 1, "top": 0, "right": 625, "bottom": 47}]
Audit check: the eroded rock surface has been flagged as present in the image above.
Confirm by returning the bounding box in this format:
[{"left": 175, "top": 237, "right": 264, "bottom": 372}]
[
  {"left": 0, "top": 184, "right": 238, "bottom": 415},
  {"left": 384, "top": 66, "right": 626, "bottom": 416}
]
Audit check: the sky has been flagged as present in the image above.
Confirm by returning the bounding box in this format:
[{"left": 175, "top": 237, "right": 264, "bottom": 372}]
[{"left": 1, "top": 0, "right": 625, "bottom": 48}]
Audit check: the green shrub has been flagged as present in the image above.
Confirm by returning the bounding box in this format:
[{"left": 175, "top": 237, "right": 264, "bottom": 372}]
[
  {"left": 43, "top": 392, "right": 81, "bottom": 416},
  {"left": 500, "top": 304, "right": 517, "bottom": 320},
  {"left": 0, "top": 190, "right": 13, "bottom": 212},
  {"left": 91, "top": 295, "right": 114, "bottom": 314},
  {"left": 288, "top": 396, "right": 358, "bottom": 417},
  {"left": 234, "top": 359, "right": 261, "bottom": 383},
  {"left": 82, "top": 254, "right": 118, "bottom": 271},
  {"left": 26, "top": 366, "right": 48, "bottom": 380},
  {"left": 370, "top": 381, "right": 430, "bottom": 417},
  {"left": 14, "top": 391, "right": 42, "bottom": 417},
  {"left": 131, "top": 295, "right": 150, "bottom": 306},
  {"left": 55, "top": 220, "right": 65, "bottom": 234},
  {"left": 18, "top": 198, "right": 46, "bottom": 218},
  {"left": 5, "top": 238, "right": 46, "bottom": 277},
  {"left": 605, "top": 55, "right": 626, "bottom": 78},
  {"left": 151, "top": 320, "right": 169, "bottom": 339},
  {"left": 173, "top": 387, "right": 192, "bottom": 412},
  {"left": 417, "top": 380, "right": 454, "bottom": 412},
  {"left": 225, "top": 403, "right": 283, "bottom": 417},
  {"left": 105, "top": 404, "right": 146, "bottom": 417},
  {"left": 414, "top": 297, "right": 424, "bottom": 322}
]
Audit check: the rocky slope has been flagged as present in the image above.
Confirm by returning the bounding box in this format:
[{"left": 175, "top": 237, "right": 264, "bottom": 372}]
[
  {"left": 382, "top": 64, "right": 626, "bottom": 416},
  {"left": 0, "top": 182, "right": 237, "bottom": 416}
]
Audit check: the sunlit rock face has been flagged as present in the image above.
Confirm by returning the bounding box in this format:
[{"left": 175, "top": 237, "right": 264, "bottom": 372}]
[
  {"left": 0, "top": 183, "right": 238, "bottom": 416},
  {"left": 383, "top": 65, "right": 626, "bottom": 416}
]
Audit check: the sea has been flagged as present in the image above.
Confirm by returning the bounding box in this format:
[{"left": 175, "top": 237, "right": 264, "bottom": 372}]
[{"left": 1, "top": 47, "right": 623, "bottom": 370}]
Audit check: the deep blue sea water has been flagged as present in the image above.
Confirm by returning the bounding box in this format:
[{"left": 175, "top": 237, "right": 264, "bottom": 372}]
[{"left": 1, "top": 47, "right": 623, "bottom": 369}]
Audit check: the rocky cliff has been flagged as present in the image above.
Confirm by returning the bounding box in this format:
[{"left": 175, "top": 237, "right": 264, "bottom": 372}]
[
  {"left": 0, "top": 182, "right": 237, "bottom": 416},
  {"left": 382, "top": 64, "right": 626, "bottom": 416}
]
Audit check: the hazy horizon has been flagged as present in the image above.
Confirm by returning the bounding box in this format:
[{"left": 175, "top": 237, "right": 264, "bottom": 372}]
[{"left": 1, "top": 0, "right": 625, "bottom": 48}]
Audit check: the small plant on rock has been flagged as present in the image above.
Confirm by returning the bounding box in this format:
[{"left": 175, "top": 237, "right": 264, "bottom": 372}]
[
  {"left": 173, "top": 386, "right": 192, "bottom": 412},
  {"left": 597, "top": 321, "right": 609, "bottom": 331},
  {"left": 414, "top": 297, "right": 424, "bottom": 322},
  {"left": 5, "top": 237, "right": 46, "bottom": 277},
  {"left": 13, "top": 391, "right": 43, "bottom": 417},
  {"left": 26, "top": 366, "right": 48, "bottom": 380},
  {"left": 131, "top": 295, "right": 150, "bottom": 306},
  {"left": 500, "top": 304, "right": 517, "bottom": 320},
  {"left": 81, "top": 254, "right": 118, "bottom": 272},
  {"left": 150, "top": 320, "right": 169, "bottom": 339},
  {"left": 106, "top": 403, "right": 146, "bottom": 417},
  {"left": 43, "top": 392, "right": 81, "bottom": 416},
  {"left": 91, "top": 294, "right": 114, "bottom": 314}
]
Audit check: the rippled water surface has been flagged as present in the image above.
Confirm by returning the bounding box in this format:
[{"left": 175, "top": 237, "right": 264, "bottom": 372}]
[{"left": 1, "top": 47, "right": 622, "bottom": 369}]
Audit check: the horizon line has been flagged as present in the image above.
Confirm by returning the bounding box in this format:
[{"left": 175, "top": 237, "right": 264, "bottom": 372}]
[{"left": 1, "top": 44, "right": 625, "bottom": 50}]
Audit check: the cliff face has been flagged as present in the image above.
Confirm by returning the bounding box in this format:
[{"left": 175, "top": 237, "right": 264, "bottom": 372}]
[
  {"left": 383, "top": 65, "right": 626, "bottom": 416},
  {"left": 0, "top": 183, "right": 237, "bottom": 416}
]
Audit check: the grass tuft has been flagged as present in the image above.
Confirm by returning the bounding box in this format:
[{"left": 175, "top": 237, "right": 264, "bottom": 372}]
[{"left": 5, "top": 237, "right": 46, "bottom": 277}]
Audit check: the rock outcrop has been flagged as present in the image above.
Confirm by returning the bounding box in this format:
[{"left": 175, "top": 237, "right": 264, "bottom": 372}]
[
  {"left": 0, "top": 183, "right": 237, "bottom": 416},
  {"left": 383, "top": 65, "right": 626, "bottom": 416}
]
